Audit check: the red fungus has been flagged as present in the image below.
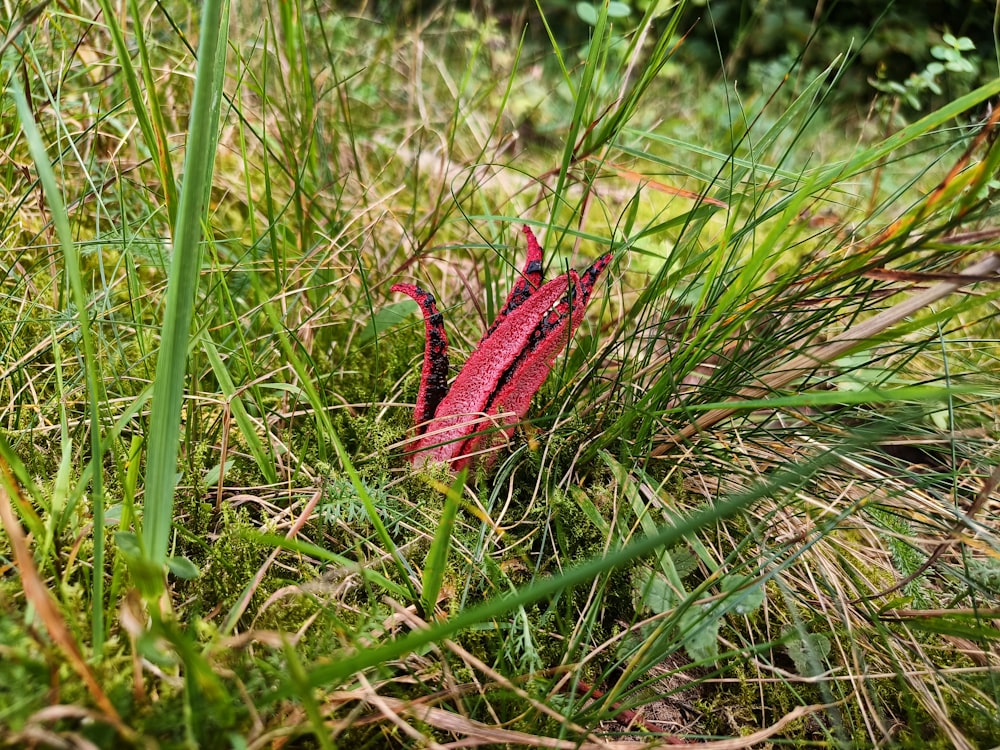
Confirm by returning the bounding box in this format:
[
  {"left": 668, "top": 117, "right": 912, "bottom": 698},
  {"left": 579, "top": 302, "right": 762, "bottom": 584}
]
[{"left": 393, "top": 225, "right": 612, "bottom": 470}]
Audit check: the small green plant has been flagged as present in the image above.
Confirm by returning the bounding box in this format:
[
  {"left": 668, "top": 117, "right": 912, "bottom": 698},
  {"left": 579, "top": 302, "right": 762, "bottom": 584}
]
[
  {"left": 871, "top": 33, "right": 979, "bottom": 112},
  {"left": 784, "top": 629, "right": 833, "bottom": 678},
  {"left": 575, "top": 0, "right": 632, "bottom": 27},
  {"left": 317, "top": 475, "right": 389, "bottom": 527}
]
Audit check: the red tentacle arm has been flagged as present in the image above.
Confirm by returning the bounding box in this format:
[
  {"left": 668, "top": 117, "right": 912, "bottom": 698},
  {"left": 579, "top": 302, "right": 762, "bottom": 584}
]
[
  {"left": 481, "top": 225, "right": 545, "bottom": 341},
  {"left": 390, "top": 283, "right": 450, "bottom": 435}
]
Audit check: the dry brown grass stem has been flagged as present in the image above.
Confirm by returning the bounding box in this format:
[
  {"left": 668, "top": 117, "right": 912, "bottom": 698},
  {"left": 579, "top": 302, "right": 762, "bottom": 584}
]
[
  {"left": 224, "top": 488, "right": 324, "bottom": 628},
  {"left": 370, "top": 694, "right": 840, "bottom": 749}
]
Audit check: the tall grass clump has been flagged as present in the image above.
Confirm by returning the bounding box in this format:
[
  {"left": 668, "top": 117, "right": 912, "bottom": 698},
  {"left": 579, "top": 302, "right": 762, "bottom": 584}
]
[{"left": 0, "top": 0, "right": 998, "bottom": 747}]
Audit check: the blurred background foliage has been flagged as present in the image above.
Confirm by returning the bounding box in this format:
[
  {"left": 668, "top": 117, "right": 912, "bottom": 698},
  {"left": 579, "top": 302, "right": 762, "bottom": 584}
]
[
  {"left": 365, "top": 0, "right": 996, "bottom": 106},
  {"left": 676, "top": 0, "right": 992, "bottom": 82}
]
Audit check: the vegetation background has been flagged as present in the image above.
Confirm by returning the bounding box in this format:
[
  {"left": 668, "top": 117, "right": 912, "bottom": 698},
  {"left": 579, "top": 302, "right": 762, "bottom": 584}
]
[{"left": 1, "top": 0, "right": 999, "bottom": 747}]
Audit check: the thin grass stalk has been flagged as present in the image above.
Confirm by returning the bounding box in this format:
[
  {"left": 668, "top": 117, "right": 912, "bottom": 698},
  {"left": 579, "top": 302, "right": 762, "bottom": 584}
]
[
  {"left": 282, "top": 639, "right": 337, "bottom": 750},
  {"left": 540, "top": 0, "right": 611, "bottom": 228},
  {"left": 589, "top": 1, "right": 687, "bottom": 154},
  {"left": 10, "top": 85, "right": 108, "bottom": 656},
  {"left": 201, "top": 336, "right": 279, "bottom": 485},
  {"left": 659, "top": 251, "right": 1000, "bottom": 449},
  {"left": 143, "top": 0, "right": 228, "bottom": 568},
  {"left": 128, "top": 0, "right": 180, "bottom": 223}
]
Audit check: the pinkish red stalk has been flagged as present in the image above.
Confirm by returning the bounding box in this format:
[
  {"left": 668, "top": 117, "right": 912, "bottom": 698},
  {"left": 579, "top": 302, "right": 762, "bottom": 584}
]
[
  {"left": 388, "top": 283, "right": 450, "bottom": 435},
  {"left": 394, "top": 225, "right": 612, "bottom": 471},
  {"left": 480, "top": 224, "right": 544, "bottom": 340}
]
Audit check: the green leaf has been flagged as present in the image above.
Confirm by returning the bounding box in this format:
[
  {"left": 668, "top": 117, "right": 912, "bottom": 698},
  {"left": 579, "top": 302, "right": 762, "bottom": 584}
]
[
  {"left": 634, "top": 549, "right": 698, "bottom": 613},
  {"left": 202, "top": 335, "right": 279, "bottom": 485},
  {"left": 635, "top": 570, "right": 677, "bottom": 613},
  {"left": 143, "top": 0, "right": 229, "bottom": 571},
  {"left": 115, "top": 532, "right": 163, "bottom": 597},
  {"left": 902, "top": 616, "right": 1000, "bottom": 642},
  {"left": 12, "top": 73, "right": 109, "bottom": 658},
  {"left": 670, "top": 546, "right": 699, "bottom": 578},
  {"left": 680, "top": 604, "right": 719, "bottom": 662},
  {"left": 608, "top": 2, "right": 632, "bottom": 18},
  {"left": 115, "top": 531, "right": 143, "bottom": 558},
  {"left": 360, "top": 299, "right": 419, "bottom": 345},
  {"left": 204, "top": 459, "right": 235, "bottom": 488},
  {"left": 166, "top": 555, "right": 201, "bottom": 580},
  {"left": 576, "top": 2, "right": 599, "bottom": 25},
  {"left": 785, "top": 632, "right": 832, "bottom": 677},
  {"left": 721, "top": 575, "right": 765, "bottom": 615}
]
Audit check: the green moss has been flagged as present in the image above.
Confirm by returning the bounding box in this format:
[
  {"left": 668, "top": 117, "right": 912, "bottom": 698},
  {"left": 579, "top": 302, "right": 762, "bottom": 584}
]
[
  {"left": 343, "top": 413, "right": 408, "bottom": 480},
  {"left": 174, "top": 504, "right": 315, "bottom": 627},
  {"left": 0, "top": 602, "right": 50, "bottom": 731}
]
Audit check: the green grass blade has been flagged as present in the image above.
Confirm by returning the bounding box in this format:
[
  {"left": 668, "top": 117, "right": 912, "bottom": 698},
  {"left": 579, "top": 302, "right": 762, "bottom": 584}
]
[
  {"left": 247, "top": 534, "right": 411, "bottom": 600},
  {"left": 542, "top": 0, "right": 613, "bottom": 228},
  {"left": 420, "top": 472, "right": 464, "bottom": 619},
  {"left": 95, "top": 0, "right": 179, "bottom": 225},
  {"left": 10, "top": 84, "right": 108, "bottom": 656},
  {"left": 281, "top": 638, "right": 336, "bottom": 750},
  {"left": 142, "top": 0, "right": 229, "bottom": 568},
  {"left": 668, "top": 384, "right": 988, "bottom": 414}
]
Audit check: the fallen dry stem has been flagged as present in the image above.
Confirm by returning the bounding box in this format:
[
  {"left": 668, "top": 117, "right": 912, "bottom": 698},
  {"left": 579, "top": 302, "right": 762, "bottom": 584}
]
[{"left": 373, "top": 695, "right": 840, "bottom": 749}]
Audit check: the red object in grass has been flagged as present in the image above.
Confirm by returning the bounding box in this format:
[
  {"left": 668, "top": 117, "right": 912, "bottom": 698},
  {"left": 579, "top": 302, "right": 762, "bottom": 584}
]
[{"left": 392, "top": 225, "right": 612, "bottom": 471}]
